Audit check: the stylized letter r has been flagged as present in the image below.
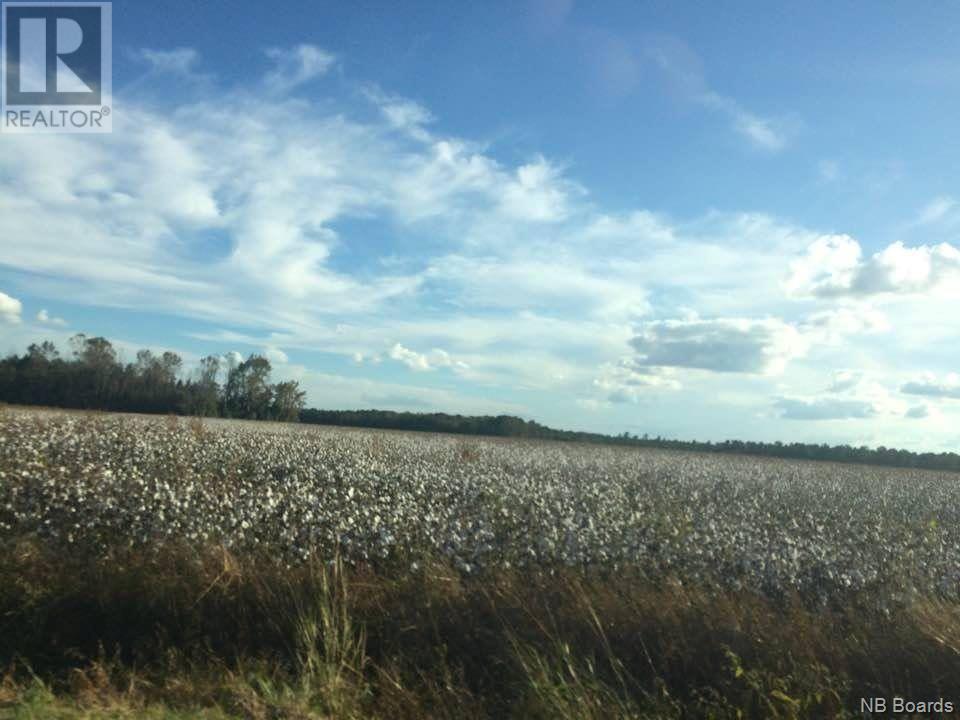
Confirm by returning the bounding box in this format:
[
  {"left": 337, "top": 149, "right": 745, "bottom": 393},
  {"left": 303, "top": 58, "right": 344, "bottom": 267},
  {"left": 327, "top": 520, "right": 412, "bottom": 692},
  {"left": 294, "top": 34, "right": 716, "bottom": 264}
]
[{"left": 16, "top": 15, "right": 92, "bottom": 93}]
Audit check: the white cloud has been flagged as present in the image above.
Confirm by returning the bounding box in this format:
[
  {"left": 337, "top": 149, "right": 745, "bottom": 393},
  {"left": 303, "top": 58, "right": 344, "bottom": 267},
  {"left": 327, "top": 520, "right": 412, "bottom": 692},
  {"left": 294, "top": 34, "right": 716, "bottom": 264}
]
[
  {"left": 645, "top": 37, "right": 790, "bottom": 151},
  {"left": 426, "top": 254, "right": 650, "bottom": 319},
  {"left": 827, "top": 369, "right": 863, "bottom": 393},
  {"left": 818, "top": 159, "right": 840, "bottom": 182},
  {"left": 295, "top": 368, "right": 527, "bottom": 417},
  {"left": 137, "top": 47, "right": 201, "bottom": 76},
  {"left": 785, "top": 234, "right": 862, "bottom": 297},
  {"left": 777, "top": 374, "right": 907, "bottom": 421},
  {"left": 363, "top": 86, "right": 433, "bottom": 141},
  {"left": 264, "top": 44, "right": 336, "bottom": 93},
  {"left": 916, "top": 195, "right": 957, "bottom": 225},
  {"left": 723, "top": 102, "right": 788, "bottom": 151},
  {"left": 802, "top": 305, "right": 889, "bottom": 341},
  {"left": 630, "top": 317, "right": 808, "bottom": 375},
  {"left": 0, "top": 291, "right": 22, "bottom": 324},
  {"left": 264, "top": 346, "right": 289, "bottom": 364},
  {"left": 775, "top": 396, "right": 878, "bottom": 421},
  {"left": 583, "top": 211, "right": 676, "bottom": 246},
  {"left": 787, "top": 236, "right": 960, "bottom": 298},
  {"left": 592, "top": 360, "right": 680, "bottom": 403},
  {"left": 498, "top": 156, "right": 576, "bottom": 222},
  {"left": 36, "top": 309, "right": 67, "bottom": 327},
  {"left": 388, "top": 343, "right": 468, "bottom": 372},
  {"left": 352, "top": 352, "right": 383, "bottom": 365}
]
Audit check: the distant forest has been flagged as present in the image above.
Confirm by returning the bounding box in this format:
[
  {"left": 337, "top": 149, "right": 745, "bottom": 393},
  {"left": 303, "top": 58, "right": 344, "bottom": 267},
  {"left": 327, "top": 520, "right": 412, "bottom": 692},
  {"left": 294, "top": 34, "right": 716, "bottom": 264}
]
[
  {"left": 3, "top": 335, "right": 960, "bottom": 473},
  {"left": 0, "top": 336, "right": 306, "bottom": 422}
]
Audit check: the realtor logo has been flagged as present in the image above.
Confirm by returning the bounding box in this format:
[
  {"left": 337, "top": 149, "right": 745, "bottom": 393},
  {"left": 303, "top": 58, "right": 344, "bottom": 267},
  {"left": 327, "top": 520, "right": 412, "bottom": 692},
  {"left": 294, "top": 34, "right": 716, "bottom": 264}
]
[{"left": 2, "top": 1, "right": 112, "bottom": 133}]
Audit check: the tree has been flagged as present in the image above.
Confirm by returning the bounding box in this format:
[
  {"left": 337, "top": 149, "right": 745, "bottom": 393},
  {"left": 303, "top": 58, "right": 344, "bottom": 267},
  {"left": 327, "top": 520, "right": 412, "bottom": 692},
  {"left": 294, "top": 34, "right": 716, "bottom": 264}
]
[
  {"left": 73, "top": 335, "right": 116, "bottom": 368},
  {"left": 272, "top": 380, "right": 306, "bottom": 422},
  {"left": 224, "top": 355, "right": 274, "bottom": 420},
  {"left": 27, "top": 341, "right": 59, "bottom": 362},
  {"left": 70, "top": 335, "right": 118, "bottom": 407},
  {"left": 190, "top": 355, "right": 221, "bottom": 417}
]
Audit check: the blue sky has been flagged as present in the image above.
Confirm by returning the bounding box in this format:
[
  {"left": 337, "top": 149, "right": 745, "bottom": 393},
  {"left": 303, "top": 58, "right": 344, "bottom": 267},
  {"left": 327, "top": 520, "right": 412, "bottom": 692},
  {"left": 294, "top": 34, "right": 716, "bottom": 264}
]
[{"left": 3, "top": 0, "right": 960, "bottom": 449}]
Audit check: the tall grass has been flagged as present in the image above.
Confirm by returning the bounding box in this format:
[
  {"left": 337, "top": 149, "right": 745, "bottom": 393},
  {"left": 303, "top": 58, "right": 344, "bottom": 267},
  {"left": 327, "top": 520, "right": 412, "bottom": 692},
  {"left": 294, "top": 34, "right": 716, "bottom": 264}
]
[{"left": 2, "top": 540, "right": 960, "bottom": 718}]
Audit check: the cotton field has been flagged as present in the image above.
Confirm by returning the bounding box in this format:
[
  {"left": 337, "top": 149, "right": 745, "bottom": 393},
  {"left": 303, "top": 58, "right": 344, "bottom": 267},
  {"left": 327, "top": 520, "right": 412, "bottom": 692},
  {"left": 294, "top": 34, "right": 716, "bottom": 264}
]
[{"left": 2, "top": 409, "right": 959, "bottom": 605}]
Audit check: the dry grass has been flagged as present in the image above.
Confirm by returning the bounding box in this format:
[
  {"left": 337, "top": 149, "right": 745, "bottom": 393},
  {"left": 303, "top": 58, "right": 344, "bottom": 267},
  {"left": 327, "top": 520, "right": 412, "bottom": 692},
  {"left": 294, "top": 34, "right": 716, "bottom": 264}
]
[
  {"left": 2, "top": 540, "right": 960, "bottom": 719},
  {"left": 456, "top": 441, "right": 482, "bottom": 463}
]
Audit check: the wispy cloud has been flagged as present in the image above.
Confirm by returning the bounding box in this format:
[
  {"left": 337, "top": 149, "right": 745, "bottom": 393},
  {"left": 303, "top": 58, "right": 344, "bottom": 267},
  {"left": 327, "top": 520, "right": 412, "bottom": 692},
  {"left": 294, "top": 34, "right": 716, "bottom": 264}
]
[
  {"left": 263, "top": 44, "right": 336, "bottom": 93},
  {"left": 645, "top": 37, "right": 792, "bottom": 151},
  {"left": 698, "top": 91, "right": 788, "bottom": 151},
  {"left": 818, "top": 159, "right": 840, "bottom": 183},
  {"left": 915, "top": 195, "right": 959, "bottom": 226},
  {"left": 136, "top": 47, "right": 202, "bottom": 76}
]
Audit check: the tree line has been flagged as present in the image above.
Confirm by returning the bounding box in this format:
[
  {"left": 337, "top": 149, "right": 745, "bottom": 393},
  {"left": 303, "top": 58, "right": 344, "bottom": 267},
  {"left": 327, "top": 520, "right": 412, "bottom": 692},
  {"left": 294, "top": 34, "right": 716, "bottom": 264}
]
[
  {"left": 0, "top": 335, "right": 305, "bottom": 421},
  {"left": 300, "top": 408, "right": 960, "bottom": 473},
  {"left": 2, "top": 336, "right": 959, "bottom": 473}
]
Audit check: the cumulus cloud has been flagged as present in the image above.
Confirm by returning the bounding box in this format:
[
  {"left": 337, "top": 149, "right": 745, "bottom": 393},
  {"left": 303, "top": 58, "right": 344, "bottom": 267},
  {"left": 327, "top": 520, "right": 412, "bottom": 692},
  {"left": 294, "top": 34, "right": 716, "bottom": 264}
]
[
  {"left": 787, "top": 235, "right": 960, "bottom": 298},
  {"left": 0, "top": 291, "right": 22, "bottom": 324},
  {"left": 264, "top": 44, "right": 336, "bottom": 93},
  {"left": 592, "top": 360, "right": 680, "bottom": 403},
  {"left": 389, "top": 343, "right": 468, "bottom": 372},
  {"left": 802, "top": 305, "right": 889, "bottom": 341},
  {"left": 629, "top": 317, "right": 807, "bottom": 375},
  {"left": 36, "top": 309, "right": 67, "bottom": 327},
  {"left": 264, "top": 346, "right": 289, "bottom": 364},
  {"left": 775, "top": 396, "right": 878, "bottom": 421},
  {"left": 785, "top": 235, "right": 862, "bottom": 297},
  {"left": 900, "top": 373, "right": 960, "bottom": 400}
]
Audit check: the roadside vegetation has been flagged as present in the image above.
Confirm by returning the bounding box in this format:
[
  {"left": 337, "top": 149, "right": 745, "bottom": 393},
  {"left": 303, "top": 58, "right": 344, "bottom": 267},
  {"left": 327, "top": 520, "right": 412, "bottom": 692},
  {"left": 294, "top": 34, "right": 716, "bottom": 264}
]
[{"left": 4, "top": 544, "right": 960, "bottom": 719}]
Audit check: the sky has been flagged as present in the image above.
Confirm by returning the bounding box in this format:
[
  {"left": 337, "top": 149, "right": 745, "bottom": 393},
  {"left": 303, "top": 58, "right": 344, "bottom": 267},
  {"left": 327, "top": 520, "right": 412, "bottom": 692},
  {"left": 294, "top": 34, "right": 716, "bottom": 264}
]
[{"left": 2, "top": 0, "right": 960, "bottom": 450}]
